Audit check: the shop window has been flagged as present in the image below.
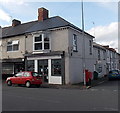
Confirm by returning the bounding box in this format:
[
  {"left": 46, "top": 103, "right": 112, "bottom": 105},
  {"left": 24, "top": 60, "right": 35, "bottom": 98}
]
[
  {"left": 27, "top": 60, "right": 34, "bottom": 72},
  {"left": 33, "top": 33, "right": 50, "bottom": 51},
  {"left": 51, "top": 59, "right": 62, "bottom": 76},
  {"left": 2, "top": 63, "right": 14, "bottom": 74},
  {"left": 14, "top": 63, "right": 24, "bottom": 74},
  {"left": 7, "top": 40, "right": 19, "bottom": 51}
]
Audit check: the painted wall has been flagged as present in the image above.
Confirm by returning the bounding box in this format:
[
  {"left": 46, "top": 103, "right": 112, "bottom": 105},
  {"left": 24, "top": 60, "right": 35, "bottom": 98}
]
[
  {"left": 93, "top": 45, "right": 107, "bottom": 77},
  {"left": 26, "top": 28, "right": 70, "bottom": 84},
  {"left": 1, "top": 27, "right": 120, "bottom": 84},
  {"left": 67, "top": 28, "right": 94, "bottom": 84},
  {"left": 51, "top": 28, "right": 69, "bottom": 52},
  {"left": 26, "top": 28, "right": 69, "bottom": 54},
  {"left": 2, "top": 36, "right": 25, "bottom": 59}
]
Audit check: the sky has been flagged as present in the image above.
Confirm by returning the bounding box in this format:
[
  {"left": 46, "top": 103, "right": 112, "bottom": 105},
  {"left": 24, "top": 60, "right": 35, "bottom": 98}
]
[{"left": 0, "top": 0, "right": 119, "bottom": 52}]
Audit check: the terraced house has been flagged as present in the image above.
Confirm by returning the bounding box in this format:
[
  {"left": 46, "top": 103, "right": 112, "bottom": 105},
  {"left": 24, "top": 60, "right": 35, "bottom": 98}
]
[{"left": 1, "top": 7, "right": 120, "bottom": 85}]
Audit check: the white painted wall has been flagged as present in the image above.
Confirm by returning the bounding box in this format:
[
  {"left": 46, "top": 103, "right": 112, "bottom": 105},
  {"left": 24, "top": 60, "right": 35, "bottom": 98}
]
[
  {"left": 2, "top": 35, "right": 25, "bottom": 59},
  {"left": 93, "top": 45, "right": 107, "bottom": 78},
  {"left": 67, "top": 28, "right": 94, "bottom": 84}
]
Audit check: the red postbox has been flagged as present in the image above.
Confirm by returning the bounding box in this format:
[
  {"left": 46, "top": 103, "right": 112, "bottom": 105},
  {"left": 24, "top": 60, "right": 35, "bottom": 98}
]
[
  {"left": 85, "top": 69, "right": 89, "bottom": 83},
  {"left": 85, "top": 70, "right": 93, "bottom": 86}
]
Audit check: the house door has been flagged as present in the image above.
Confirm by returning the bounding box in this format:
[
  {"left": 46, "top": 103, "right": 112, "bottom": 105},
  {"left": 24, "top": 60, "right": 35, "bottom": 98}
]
[{"left": 38, "top": 60, "right": 48, "bottom": 83}]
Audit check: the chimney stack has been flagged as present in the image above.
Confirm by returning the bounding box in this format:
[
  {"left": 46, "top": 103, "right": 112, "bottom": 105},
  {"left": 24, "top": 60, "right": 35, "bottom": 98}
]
[
  {"left": 38, "top": 7, "right": 49, "bottom": 21},
  {"left": 12, "top": 19, "right": 21, "bottom": 27}
]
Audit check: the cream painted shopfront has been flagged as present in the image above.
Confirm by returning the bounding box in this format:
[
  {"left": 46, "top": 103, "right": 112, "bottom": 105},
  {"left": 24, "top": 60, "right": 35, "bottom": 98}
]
[{"left": 25, "top": 51, "right": 65, "bottom": 85}]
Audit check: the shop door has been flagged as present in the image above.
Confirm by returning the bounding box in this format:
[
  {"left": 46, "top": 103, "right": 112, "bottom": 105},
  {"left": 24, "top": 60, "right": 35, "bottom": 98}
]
[
  {"left": 14, "top": 63, "right": 24, "bottom": 74},
  {"left": 38, "top": 60, "right": 48, "bottom": 83}
]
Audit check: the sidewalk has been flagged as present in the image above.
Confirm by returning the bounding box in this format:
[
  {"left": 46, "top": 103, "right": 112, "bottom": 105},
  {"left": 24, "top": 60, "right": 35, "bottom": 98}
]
[
  {"left": 2, "top": 77, "right": 108, "bottom": 89},
  {"left": 41, "top": 76, "right": 108, "bottom": 90}
]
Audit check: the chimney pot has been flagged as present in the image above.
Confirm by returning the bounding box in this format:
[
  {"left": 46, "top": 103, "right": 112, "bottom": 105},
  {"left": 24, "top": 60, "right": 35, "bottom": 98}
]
[{"left": 38, "top": 7, "right": 49, "bottom": 21}]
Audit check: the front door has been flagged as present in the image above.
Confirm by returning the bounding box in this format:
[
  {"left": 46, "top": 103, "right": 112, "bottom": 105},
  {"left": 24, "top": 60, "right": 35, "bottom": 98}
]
[{"left": 38, "top": 60, "right": 48, "bottom": 83}]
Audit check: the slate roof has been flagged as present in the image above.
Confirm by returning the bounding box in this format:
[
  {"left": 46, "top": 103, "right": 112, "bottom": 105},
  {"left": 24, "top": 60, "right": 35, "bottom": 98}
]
[
  {"left": 2, "top": 16, "right": 94, "bottom": 38},
  {"left": 2, "top": 20, "right": 38, "bottom": 38}
]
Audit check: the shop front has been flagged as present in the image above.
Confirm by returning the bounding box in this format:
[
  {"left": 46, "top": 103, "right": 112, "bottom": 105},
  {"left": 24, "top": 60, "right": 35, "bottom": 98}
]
[
  {"left": 2, "top": 58, "right": 24, "bottom": 79},
  {"left": 25, "top": 51, "right": 65, "bottom": 85}
]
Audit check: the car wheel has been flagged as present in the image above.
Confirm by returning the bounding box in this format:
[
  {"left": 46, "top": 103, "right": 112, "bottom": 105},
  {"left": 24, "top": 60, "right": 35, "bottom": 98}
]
[
  {"left": 25, "top": 81, "right": 31, "bottom": 88},
  {"left": 7, "top": 80, "right": 12, "bottom": 86}
]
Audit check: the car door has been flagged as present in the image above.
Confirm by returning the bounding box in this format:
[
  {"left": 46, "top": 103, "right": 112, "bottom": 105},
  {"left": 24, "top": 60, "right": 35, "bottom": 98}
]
[
  {"left": 22, "top": 72, "right": 31, "bottom": 84},
  {"left": 13, "top": 72, "right": 24, "bottom": 84}
]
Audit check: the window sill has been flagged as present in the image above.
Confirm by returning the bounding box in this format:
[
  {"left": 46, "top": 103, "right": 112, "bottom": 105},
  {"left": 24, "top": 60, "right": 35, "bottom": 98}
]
[
  {"left": 7, "top": 50, "right": 19, "bottom": 53},
  {"left": 33, "top": 50, "right": 50, "bottom": 54}
]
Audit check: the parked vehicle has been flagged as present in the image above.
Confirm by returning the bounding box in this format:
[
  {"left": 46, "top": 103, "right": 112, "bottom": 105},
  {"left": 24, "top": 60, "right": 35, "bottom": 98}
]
[
  {"left": 6, "top": 71, "right": 43, "bottom": 88},
  {"left": 108, "top": 70, "right": 120, "bottom": 80}
]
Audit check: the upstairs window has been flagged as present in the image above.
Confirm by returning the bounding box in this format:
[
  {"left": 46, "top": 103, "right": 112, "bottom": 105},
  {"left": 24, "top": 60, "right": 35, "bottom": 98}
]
[
  {"left": 89, "top": 40, "right": 92, "bottom": 55},
  {"left": 7, "top": 40, "right": 19, "bottom": 51},
  {"left": 103, "top": 51, "right": 106, "bottom": 60},
  {"left": 34, "top": 35, "right": 42, "bottom": 50},
  {"left": 98, "top": 49, "right": 100, "bottom": 60},
  {"left": 44, "top": 34, "right": 50, "bottom": 49},
  {"left": 73, "top": 34, "right": 77, "bottom": 52},
  {"left": 34, "top": 34, "right": 50, "bottom": 51}
]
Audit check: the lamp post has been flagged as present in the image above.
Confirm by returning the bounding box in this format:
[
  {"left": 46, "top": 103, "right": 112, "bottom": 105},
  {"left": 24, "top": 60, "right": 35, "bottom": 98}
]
[{"left": 81, "top": 0, "right": 86, "bottom": 86}]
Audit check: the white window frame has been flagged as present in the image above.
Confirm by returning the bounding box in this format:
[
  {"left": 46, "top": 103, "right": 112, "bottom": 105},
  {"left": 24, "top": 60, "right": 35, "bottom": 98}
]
[
  {"left": 33, "top": 34, "right": 43, "bottom": 51},
  {"left": 72, "top": 34, "right": 77, "bottom": 52},
  {"left": 33, "top": 33, "right": 50, "bottom": 52},
  {"left": 89, "top": 40, "right": 92, "bottom": 55},
  {"left": 7, "top": 40, "right": 19, "bottom": 52}
]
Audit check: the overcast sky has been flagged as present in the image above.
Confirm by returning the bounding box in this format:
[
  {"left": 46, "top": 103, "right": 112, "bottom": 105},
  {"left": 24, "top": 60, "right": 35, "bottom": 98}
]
[{"left": 0, "top": 0, "right": 119, "bottom": 52}]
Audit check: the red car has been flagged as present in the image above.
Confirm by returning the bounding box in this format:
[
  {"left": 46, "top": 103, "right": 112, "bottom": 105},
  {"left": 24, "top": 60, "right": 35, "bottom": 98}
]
[{"left": 6, "top": 71, "right": 43, "bottom": 88}]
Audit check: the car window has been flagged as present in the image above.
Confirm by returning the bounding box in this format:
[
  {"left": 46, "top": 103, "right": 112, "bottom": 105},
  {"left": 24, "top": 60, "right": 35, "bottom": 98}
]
[
  {"left": 23, "top": 72, "right": 30, "bottom": 77},
  {"left": 32, "top": 72, "right": 40, "bottom": 77},
  {"left": 15, "top": 72, "right": 24, "bottom": 77},
  {"left": 112, "top": 70, "right": 119, "bottom": 74}
]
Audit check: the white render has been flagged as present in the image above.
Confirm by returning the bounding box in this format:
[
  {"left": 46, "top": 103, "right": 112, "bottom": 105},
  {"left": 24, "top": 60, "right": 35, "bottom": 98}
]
[{"left": 1, "top": 25, "right": 120, "bottom": 85}]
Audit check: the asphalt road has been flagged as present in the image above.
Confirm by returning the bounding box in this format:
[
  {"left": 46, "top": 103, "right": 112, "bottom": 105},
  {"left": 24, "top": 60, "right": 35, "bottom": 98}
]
[{"left": 2, "top": 80, "right": 119, "bottom": 112}]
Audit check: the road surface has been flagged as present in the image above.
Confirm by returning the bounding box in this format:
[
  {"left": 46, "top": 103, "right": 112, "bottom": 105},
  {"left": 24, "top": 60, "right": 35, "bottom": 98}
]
[{"left": 2, "top": 80, "right": 119, "bottom": 112}]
